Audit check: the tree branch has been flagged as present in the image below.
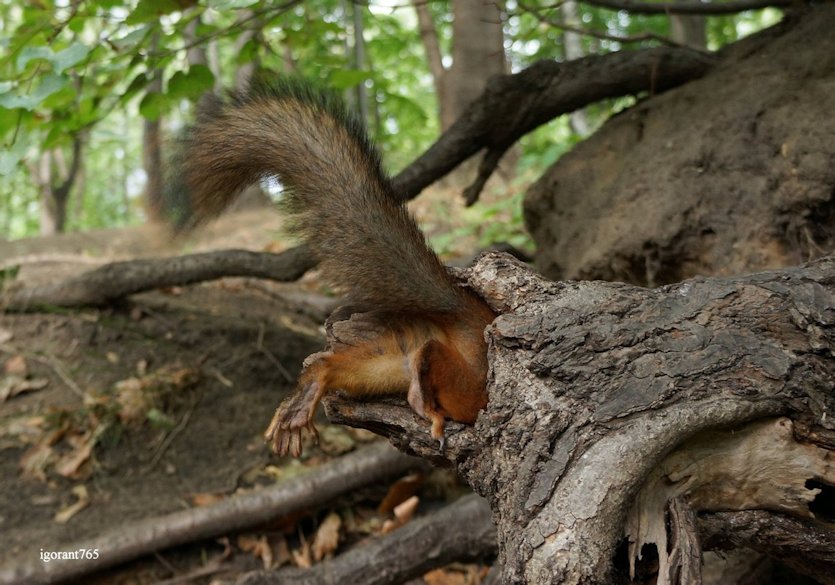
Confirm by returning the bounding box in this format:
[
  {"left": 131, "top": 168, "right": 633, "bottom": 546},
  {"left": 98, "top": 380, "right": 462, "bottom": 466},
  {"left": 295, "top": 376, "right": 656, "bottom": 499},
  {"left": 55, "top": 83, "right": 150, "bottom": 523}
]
[
  {"left": 518, "top": 0, "right": 685, "bottom": 47},
  {"left": 391, "top": 46, "right": 715, "bottom": 204},
  {"left": 699, "top": 510, "right": 835, "bottom": 585},
  {"left": 580, "top": 0, "right": 801, "bottom": 15},
  {"left": 2, "top": 246, "right": 315, "bottom": 311}
]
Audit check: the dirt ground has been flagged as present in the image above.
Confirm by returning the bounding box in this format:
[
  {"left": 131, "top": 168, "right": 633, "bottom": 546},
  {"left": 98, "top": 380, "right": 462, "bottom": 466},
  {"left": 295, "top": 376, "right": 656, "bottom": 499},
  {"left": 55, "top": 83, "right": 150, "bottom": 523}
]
[{"left": 0, "top": 208, "right": 478, "bottom": 584}]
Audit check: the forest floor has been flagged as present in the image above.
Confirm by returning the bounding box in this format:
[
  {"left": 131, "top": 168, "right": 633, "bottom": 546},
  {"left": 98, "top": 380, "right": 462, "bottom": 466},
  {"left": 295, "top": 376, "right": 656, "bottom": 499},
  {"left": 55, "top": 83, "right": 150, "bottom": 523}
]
[{"left": 0, "top": 202, "right": 486, "bottom": 585}]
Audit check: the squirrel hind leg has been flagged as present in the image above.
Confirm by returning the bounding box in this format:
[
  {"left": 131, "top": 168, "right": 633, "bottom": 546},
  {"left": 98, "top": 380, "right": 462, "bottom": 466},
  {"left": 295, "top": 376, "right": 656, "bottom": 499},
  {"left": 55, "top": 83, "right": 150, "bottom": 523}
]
[
  {"left": 408, "top": 339, "right": 487, "bottom": 447},
  {"left": 265, "top": 353, "right": 330, "bottom": 456},
  {"left": 266, "top": 341, "right": 412, "bottom": 456}
]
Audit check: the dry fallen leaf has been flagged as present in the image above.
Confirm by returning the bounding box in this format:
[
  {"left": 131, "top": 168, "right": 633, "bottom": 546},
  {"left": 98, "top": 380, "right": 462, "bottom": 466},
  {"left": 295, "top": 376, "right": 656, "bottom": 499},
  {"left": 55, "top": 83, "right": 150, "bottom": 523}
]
[
  {"left": 192, "top": 492, "right": 226, "bottom": 507},
  {"left": 379, "top": 473, "right": 425, "bottom": 514},
  {"left": 424, "top": 566, "right": 483, "bottom": 585},
  {"left": 19, "top": 442, "right": 55, "bottom": 482},
  {"left": 4, "top": 355, "right": 28, "bottom": 376},
  {"left": 393, "top": 495, "right": 419, "bottom": 524},
  {"left": 54, "top": 433, "right": 95, "bottom": 479},
  {"left": 54, "top": 485, "right": 90, "bottom": 524},
  {"left": 272, "top": 535, "right": 292, "bottom": 568},
  {"left": 115, "top": 377, "right": 149, "bottom": 425},
  {"left": 292, "top": 530, "right": 312, "bottom": 568},
  {"left": 312, "top": 512, "right": 342, "bottom": 561},
  {"left": 382, "top": 495, "right": 420, "bottom": 534},
  {"left": 0, "top": 376, "right": 49, "bottom": 401},
  {"left": 238, "top": 534, "right": 273, "bottom": 569},
  {"left": 0, "top": 328, "right": 13, "bottom": 345},
  {"left": 0, "top": 415, "right": 44, "bottom": 445}
]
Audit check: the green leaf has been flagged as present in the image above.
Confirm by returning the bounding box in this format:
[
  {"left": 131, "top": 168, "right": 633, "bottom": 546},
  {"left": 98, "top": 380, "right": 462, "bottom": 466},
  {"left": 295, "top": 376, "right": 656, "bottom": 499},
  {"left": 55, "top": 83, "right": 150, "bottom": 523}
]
[
  {"left": 139, "top": 91, "right": 167, "bottom": 121},
  {"left": 329, "top": 69, "right": 372, "bottom": 90},
  {"left": 127, "top": 0, "right": 184, "bottom": 25},
  {"left": 167, "top": 65, "right": 214, "bottom": 100},
  {"left": 206, "top": 0, "right": 259, "bottom": 8},
  {"left": 68, "top": 15, "right": 86, "bottom": 34},
  {"left": 0, "top": 105, "right": 20, "bottom": 138},
  {"left": 121, "top": 73, "right": 150, "bottom": 104},
  {"left": 16, "top": 46, "right": 53, "bottom": 73},
  {"left": 0, "top": 73, "right": 69, "bottom": 110},
  {"left": 0, "top": 140, "right": 28, "bottom": 176},
  {"left": 111, "top": 25, "right": 152, "bottom": 51},
  {"left": 43, "top": 123, "right": 68, "bottom": 149},
  {"left": 53, "top": 42, "right": 90, "bottom": 72},
  {"left": 146, "top": 408, "right": 175, "bottom": 429}
]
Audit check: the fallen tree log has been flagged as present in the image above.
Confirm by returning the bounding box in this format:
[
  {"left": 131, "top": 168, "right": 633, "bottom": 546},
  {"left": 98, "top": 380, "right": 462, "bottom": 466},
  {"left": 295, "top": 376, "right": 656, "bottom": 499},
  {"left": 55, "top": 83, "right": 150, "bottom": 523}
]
[
  {"left": 1, "top": 246, "right": 315, "bottom": 312},
  {"left": 323, "top": 252, "right": 835, "bottom": 584}
]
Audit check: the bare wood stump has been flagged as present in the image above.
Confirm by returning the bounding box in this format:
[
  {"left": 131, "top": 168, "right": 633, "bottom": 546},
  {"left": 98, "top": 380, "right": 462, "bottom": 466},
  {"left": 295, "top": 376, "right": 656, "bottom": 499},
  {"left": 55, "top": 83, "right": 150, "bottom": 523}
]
[{"left": 327, "top": 252, "right": 835, "bottom": 584}]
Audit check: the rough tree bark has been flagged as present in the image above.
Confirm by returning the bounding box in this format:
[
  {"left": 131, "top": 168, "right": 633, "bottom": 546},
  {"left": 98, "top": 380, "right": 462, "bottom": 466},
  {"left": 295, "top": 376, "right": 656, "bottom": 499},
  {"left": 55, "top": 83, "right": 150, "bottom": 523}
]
[{"left": 324, "top": 251, "right": 835, "bottom": 584}]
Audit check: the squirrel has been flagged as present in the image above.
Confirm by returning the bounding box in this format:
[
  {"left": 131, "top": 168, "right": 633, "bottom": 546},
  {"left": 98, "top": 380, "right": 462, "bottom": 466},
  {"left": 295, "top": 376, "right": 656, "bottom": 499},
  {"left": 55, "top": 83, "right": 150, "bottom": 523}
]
[{"left": 167, "top": 78, "right": 495, "bottom": 457}]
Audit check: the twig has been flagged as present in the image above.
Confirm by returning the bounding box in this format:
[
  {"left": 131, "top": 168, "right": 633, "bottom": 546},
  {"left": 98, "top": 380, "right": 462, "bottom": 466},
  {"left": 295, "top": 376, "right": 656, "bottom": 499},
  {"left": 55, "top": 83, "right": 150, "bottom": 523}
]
[
  {"left": 580, "top": 0, "right": 801, "bottom": 15},
  {"left": 142, "top": 393, "right": 200, "bottom": 472},
  {"left": 31, "top": 354, "right": 86, "bottom": 398},
  {"left": 256, "top": 323, "right": 294, "bottom": 383},
  {"left": 517, "top": 0, "right": 684, "bottom": 47}
]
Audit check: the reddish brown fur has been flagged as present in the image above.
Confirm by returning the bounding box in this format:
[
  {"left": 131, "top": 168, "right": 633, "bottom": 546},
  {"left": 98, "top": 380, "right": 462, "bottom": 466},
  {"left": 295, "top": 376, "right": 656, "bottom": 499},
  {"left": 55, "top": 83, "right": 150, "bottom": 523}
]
[{"left": 169, "top": 79, "right": 495, "bottom": 456}]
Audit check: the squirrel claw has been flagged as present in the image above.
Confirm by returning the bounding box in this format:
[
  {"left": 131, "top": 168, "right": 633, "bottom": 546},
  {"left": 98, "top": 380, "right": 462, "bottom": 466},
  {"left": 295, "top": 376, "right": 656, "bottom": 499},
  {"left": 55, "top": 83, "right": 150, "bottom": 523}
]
[
  {"left": 265, "top": 406, "right": 319, "bottom": 457},
  {"left": 437, "top": 434, "right": 446, "bottom": 452}
]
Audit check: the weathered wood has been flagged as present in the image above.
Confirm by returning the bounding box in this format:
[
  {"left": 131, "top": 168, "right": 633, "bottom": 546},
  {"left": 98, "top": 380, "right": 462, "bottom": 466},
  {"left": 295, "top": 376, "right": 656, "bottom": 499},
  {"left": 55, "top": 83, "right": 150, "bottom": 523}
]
[
  {"left": 2, "top": 246, "right": 315, "bottom": 311},
  {"left": 328, "top": 252, "right": 835, "bottom": 584}
]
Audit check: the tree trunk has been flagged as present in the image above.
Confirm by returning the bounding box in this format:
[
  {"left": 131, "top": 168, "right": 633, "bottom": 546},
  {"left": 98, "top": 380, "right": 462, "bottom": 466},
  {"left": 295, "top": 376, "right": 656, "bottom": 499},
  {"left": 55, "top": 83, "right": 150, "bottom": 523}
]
[
  {"left": 142, "top": 34, "right": 164, "bottom": 222},
  {"left": 326, "top": 251, "right": 835, "bottom": 584},
  {"left": 561, "top": 1, "right": 591, "bottom": 136},
  {"left": 446, "top": 0, "right": 506, "bottom": 131},
  {"left": 31, "top": 137, "right": 83, "bottom": 234},
  {"left": 669, "top": 0, "right": 707, "bottom": 51}
]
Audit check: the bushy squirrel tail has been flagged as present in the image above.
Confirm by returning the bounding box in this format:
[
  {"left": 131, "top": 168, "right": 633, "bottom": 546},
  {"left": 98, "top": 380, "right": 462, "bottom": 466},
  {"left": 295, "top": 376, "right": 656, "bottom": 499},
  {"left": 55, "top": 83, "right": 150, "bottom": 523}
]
[{"left": 166, "top": 78, "right": 467, "bottom": 314}]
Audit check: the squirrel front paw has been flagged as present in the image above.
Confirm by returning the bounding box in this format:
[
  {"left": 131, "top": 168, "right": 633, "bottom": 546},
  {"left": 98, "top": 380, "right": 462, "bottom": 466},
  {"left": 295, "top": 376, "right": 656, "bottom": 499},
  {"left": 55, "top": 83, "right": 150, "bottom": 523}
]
[{"left": 265, "top": 379, "right": 323, "bottom": 457}]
